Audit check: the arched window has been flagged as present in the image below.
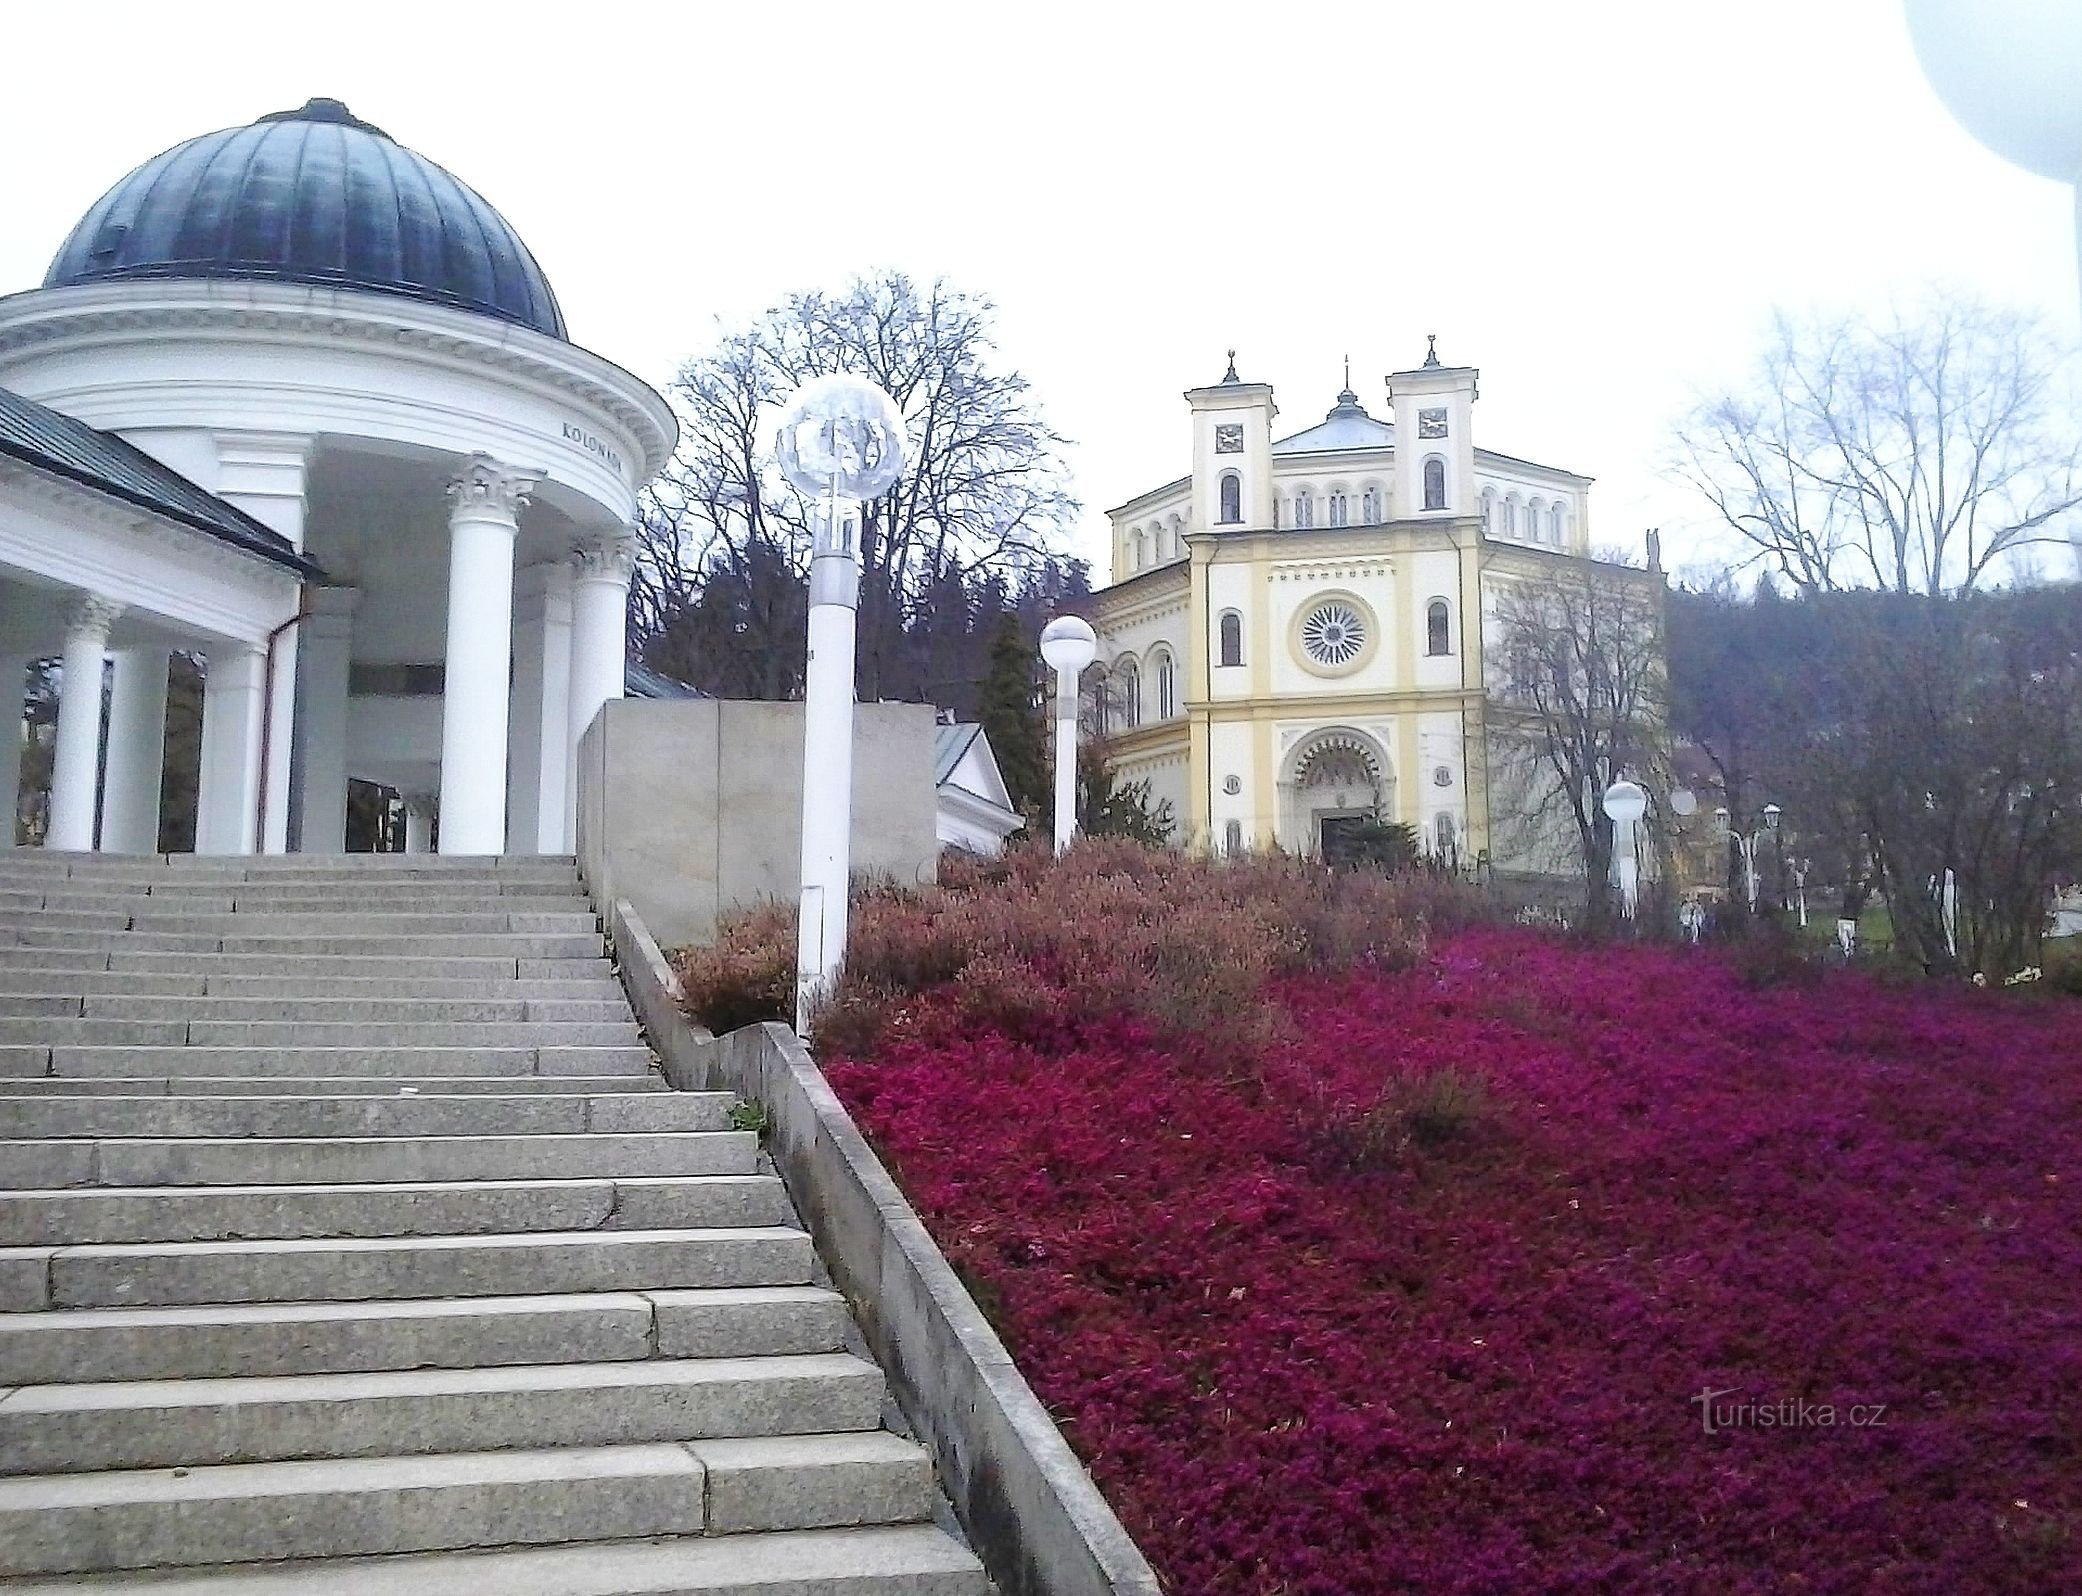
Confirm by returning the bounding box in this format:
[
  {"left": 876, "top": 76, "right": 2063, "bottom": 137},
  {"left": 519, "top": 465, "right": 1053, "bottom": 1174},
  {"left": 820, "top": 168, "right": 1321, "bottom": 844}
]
[
  {"left": 1480, "top": 487, "right": 1497, "bottom": 531},
  {"left": 1426, "top": 598, "right": 1451, "bottom": 657},
  {"left": 1551, "top": 503, "right": 1566, "bottom": 544},
  {"left": 1219, "top": 610, "right": 1243, "bottom": 668},
  {"left": 1423, "top": 457, "right": 1447, "bottom": 511},
  {"left": 1328, "top": 491, "right": 1349, "bottom": 527},
  {"left": 1218, "top": 473, "right": 1241, "bottom": 524},
  {"left": 1119, "top": 661, "right": 1141, "bottom": 728},
  {"left": 1293, "top": 491, "right": 1314, "bottom": 529},
  {"left": 1434, "top": 812, "right": 1457, "bottom": 857},
  {"left": 1504, "top": 496, "right": 1520, "bottom": 535},
  {"left": 1526, "top": 498, "right": 1544, "bottom": 542},
  {"left": 1362, "top": 487, "right": 1382, "bottom": 524},
  {"left": 1224, "top": 819, "right": 1244, "bottom": 855},
  {"left": 1131, "top": 528, "right": 1146, "bottom": 569},
  {"left": 1155, "top": 652, "right": 1176, "bottom": 719}
]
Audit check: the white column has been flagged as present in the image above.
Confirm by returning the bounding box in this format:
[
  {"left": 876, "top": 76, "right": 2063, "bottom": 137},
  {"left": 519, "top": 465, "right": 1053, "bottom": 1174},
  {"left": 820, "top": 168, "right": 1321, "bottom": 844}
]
[
  {"left": 258, "top": 627, "right": 298, "bottom": 856},
  {"left": 194, "top": 643, "right": 267, "bottom": 855},
  {"left": 564, "top": 533, "right": 634, "bottom": 850},
  {"left": 508, "top": 562, "right": 572, "bottom": 855},
  {"left": 0, "top": 656, "right": 27, "bottom": 849},
  {"left": 100, "top": 648, "right": 170, "bottom": 855},
  {"left": 47, "top": 595, "right": 122, "bottom": 852},
  {"left": 292, "top": 589, "right": 357, "bottom": 854},
  {"left": 438, "top": 455, "right": 535, "bottom": 855},
  {"left": 403, "top": 792, "right": 435, "bottom": 855}
]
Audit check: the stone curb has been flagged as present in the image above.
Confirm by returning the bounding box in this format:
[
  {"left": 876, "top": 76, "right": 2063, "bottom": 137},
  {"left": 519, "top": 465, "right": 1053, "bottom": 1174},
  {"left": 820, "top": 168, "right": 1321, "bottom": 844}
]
[{"left": 608, "top": 898, "right": 1164, "bottom": 1596}]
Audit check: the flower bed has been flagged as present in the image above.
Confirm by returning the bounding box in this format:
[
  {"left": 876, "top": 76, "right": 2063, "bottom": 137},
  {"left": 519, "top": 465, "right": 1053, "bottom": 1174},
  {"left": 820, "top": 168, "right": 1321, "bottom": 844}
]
[{"left": 822, "top": 926, "right": 2082, "bottom": 1593}]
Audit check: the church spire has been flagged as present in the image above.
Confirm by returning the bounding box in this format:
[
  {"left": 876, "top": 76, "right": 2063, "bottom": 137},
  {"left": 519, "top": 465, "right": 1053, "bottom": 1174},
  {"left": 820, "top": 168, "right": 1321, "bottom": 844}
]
[
  {"left": 1222, "top": 348, "right": 1239, "bottom": 383},
  {"left": 1422, "top": 333, "right": 1441, "bottom": 369}
]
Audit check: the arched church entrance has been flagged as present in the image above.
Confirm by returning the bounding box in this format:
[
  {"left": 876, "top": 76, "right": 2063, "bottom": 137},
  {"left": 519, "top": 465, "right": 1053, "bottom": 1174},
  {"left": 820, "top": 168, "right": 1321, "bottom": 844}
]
[{"left": 1279, "top": 728, "right": 1394, "bottom": 857}]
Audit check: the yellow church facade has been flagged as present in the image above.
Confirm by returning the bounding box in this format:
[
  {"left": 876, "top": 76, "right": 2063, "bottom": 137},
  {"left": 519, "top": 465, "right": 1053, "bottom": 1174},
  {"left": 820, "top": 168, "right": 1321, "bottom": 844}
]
[{"left": 1090, "top": 345, "right": 1649, "bottom": 870}]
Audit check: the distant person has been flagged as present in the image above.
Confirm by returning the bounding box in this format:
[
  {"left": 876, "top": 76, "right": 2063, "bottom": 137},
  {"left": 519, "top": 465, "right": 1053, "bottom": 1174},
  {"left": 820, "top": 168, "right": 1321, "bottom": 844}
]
[
  {"left": 1838, "top": 878, "right": 1869, "bottom": 960},
  {"left": 1680, "top": 898, "right": 1705, "bottom": 944}
]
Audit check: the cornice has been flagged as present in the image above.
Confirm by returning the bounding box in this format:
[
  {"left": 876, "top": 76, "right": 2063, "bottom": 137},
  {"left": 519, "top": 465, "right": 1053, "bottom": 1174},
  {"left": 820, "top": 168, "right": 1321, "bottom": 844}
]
[
  {"left": 0, "top": 283, "right": 677, "bottom": 482},
  {"left": 0, "top": 459, "right": 308, "bottom": 588}
]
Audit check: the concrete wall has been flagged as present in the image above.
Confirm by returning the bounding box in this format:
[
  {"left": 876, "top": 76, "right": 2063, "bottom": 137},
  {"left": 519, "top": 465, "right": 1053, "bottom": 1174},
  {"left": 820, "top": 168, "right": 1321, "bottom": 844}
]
[{"left": 577, "top": 697, "right": 939, "bottom": 949}]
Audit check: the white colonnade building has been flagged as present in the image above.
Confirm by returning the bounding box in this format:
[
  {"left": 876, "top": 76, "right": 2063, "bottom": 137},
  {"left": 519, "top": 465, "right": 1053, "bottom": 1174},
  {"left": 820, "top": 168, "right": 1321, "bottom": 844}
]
[{"left": 0, "top": 97, "right": 674, "bottom": 854}]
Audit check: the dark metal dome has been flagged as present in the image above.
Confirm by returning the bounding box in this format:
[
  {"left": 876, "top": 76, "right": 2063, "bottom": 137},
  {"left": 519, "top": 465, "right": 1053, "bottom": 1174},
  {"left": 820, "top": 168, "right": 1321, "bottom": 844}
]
[{"left": 44, "top": 98, "right": 566, "bottom": 339}]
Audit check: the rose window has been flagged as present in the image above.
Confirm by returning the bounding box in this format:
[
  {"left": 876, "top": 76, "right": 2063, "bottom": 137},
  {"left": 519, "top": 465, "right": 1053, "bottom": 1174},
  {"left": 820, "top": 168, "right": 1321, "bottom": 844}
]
[{"left": 1300, "top": 600, "right": 1366, "bottom": 667}]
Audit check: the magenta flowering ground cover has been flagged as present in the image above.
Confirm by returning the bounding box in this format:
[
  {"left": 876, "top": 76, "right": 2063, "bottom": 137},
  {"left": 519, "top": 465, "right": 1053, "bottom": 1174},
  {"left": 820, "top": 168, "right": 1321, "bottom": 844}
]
[{"left": 824, "top": 928, "right": 2082, "bottom": 1594}]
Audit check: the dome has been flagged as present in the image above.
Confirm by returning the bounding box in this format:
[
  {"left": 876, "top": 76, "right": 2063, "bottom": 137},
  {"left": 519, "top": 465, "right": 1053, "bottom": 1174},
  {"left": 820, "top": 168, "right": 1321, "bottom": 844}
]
[{"left": 44, "top": 98, "right": 566, "bottom": 339}]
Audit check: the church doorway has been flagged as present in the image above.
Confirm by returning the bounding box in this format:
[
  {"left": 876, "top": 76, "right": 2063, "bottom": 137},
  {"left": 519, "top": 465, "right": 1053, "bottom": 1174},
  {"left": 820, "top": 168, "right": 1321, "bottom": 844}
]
[
  {"left": 1278, "top": 728, "right": 1395, "bottom": 855},
  {"left": 1319, "top": 813, "right": 1374, "bottom": 865}
]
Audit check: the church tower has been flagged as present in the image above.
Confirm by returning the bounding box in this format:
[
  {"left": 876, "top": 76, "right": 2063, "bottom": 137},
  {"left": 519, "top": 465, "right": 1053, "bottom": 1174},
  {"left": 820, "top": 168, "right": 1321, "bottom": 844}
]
[
  {"left": 1185, "top": 352, "right": 1277, "bottom": 532},
  {"left": 1386, "top": 337, "right": 1478, "bottom": 521}
]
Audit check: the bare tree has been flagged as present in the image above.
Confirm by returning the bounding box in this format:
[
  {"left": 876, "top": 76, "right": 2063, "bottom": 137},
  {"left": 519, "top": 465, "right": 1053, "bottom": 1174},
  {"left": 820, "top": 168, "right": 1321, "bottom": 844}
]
[
  {"left": 634, "top": 271, "right": 1078, "bottom": 699},
  {"left": 1488, "top": 558, "right": 1669, "bottom": 931},
  {"left": 1674, "top": 294, "right": 2082, "bottom": 596}
]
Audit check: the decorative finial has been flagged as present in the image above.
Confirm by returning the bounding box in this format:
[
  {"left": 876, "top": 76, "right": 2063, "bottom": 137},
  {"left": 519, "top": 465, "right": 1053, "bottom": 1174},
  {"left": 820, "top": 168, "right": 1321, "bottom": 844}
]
[
  {"left": 1333, "top": 353, "right": 1360, "bottom": 412},
  {"left": 1223, "top": 348, "right": 1239, "bottom": 383},
  {"left": 1423, "top": 334, "right": 1440, "bottom": 369}
]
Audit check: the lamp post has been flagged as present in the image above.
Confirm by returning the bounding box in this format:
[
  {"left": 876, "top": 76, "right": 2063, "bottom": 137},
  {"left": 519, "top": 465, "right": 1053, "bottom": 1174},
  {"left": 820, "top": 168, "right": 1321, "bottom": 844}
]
[
  {"left": 1602, "top": 778, "right": 1648, "bottom": 921},
  {"left": 775, "top": 374, "right": 909, "bottom": 1034},
  {"left": 1715, "top": 803, "right": 1782, "bottom": 914},
  {"left": 1039, "top": 616, "right": 1097, "bottom": 854}
]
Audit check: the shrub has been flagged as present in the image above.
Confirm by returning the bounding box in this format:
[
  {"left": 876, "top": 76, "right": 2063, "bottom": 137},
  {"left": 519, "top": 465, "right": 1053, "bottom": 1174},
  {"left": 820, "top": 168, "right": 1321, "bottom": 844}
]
[{"left": 673, "top": 838, "right": 1488, "bottom": 1048}]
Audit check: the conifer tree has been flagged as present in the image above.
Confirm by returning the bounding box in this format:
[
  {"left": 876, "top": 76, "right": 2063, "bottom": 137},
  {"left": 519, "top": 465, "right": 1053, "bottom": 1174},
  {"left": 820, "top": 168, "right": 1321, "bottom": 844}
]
[{"left": 975, "top": 615, "right": 1047, "bottom": 818}]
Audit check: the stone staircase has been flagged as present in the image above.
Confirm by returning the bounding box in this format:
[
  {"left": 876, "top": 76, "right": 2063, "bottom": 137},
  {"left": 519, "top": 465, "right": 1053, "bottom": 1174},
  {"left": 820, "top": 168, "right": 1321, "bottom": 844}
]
[{"left": 0, "top": 852, "right": 986, "bottom": 1593}]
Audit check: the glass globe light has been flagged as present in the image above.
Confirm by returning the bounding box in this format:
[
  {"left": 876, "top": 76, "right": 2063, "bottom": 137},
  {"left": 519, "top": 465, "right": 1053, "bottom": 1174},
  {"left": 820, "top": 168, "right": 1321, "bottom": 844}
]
[
  {"left": 1039, "top": 616, "right": 1098, "bottom": 674},
  {"left": 775, "top": 374, "right": 908, "bottom": 500},
  {"left": 1601, "top": 779, "right": 1648, "bottom": 825}
]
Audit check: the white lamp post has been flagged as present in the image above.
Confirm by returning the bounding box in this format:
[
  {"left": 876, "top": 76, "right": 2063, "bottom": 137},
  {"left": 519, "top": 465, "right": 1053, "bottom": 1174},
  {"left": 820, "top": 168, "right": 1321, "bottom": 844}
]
[
  {"left": 1601, "top": 778, "right": 1648, "bottom": 920},
  {"left": 775, "top": 374, "right": 909, "bottom": 1034},
  {"left": 1038, "top": 617, "right": 1097, "bottom": 854}
]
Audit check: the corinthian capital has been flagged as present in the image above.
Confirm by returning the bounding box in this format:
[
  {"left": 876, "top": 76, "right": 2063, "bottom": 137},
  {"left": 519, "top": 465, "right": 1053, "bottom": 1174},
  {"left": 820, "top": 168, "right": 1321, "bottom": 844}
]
[
  {"left": 446, "top": 454, "right": 538, "bottom": 522},
  {"left": 572, "top": 533, "right": 638, "bottom": 584},
  {"left": 64, "top": 594, "right": 125, "bottom": 641}
]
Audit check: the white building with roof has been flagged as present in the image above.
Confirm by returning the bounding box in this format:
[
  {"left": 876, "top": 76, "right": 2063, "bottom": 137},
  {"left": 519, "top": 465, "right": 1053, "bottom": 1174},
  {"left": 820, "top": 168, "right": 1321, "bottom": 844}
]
[{"left": 0, "top": 97, "right": 674, "bottom": 855}]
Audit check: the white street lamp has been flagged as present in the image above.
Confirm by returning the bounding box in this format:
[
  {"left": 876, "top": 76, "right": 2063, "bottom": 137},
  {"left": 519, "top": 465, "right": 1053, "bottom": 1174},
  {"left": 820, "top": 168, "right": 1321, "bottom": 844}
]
[
  {"left": 1039, "top": 617, "right": 1098, "bottom": 854},
  {"left": 1602, "top": 778, "right": 1649, "bottom": 920},
  {"left": 775, "top": 373, "right": 908, "bottom": 1034}
]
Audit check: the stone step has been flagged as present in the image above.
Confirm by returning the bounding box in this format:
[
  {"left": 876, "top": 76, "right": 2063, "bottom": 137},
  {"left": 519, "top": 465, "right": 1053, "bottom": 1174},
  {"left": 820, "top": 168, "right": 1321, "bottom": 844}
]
[
  {"left": 0, "top": 1524, "right": 987, "bottom": 1595},
  {"left": 45, "top": 1045, "right": 653, "bottom": 1078},
  {"left": 0, "top": 970, "right": 205, "bottom": 995},
  {"left": 102, "top": 953, "right": 608, "bottom": 980},
  {"left": 0, "top": 1173, "right": 787, "bottom": 1245},
  {"left": 0, "top": 1074, "right": 668, "bottom": 1097},
  {"left": 0, "top": 1018, "right": 638, "bottom": 1047},
  {"left": 178, "top": 1020, "right": 640, "bottom": 1047},
  {"left": 200, "top": 976, "right": 625, "bottom": 1001},
  {"left": 1, "top": 1351, "right": 887, "bottom": 1474},
  {"left": 0, "top": 1431, "right": 934, "bottom": 1576},
  {"left": 2, "top": 1130, "right": 752, "bottom": 1194},
  {"left": 15, "top": 892, "right": 598, "bottom": 918},
  {"left": 11, "top": 932, "right": 608, "bottom": 958},
  {"left": 5, "top": 1224, "right": 809, "bottom": 1310},
  {"left": 122, "top": 913, "right": 601, "bottom": 936},
  {"left": 0, "top": 1286, "right": 851, "bottom": 1384},
  {"left": 0, "top": 1091, "right": 725, "bottom": 1143},
  {"left": 44, "top": 879, "right": 587, "bottom": 900},
  {"left": 52, "top": 996, "right": 633, "bottom": 1024}
]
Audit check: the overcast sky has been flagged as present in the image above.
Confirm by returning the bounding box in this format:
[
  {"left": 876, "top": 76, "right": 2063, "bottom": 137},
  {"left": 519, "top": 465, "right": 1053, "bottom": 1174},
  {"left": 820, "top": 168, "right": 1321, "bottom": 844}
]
[{"left": 3, "top": 0, "right": 2076, "bottom": 581}]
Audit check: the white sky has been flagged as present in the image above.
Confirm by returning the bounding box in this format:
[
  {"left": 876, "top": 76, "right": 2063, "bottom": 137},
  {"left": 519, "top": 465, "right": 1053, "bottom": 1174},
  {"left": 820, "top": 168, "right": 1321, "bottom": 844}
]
[{"left": 2, "top": 0, "right": 2076, "bottom": 582}]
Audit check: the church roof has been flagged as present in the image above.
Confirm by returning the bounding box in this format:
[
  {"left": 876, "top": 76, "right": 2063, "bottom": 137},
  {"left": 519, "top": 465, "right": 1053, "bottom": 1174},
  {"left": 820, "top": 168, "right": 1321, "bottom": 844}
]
[
  {"left": 0, "top": 386, "right": 320, "bottom": 575},
  {"left": 1273, "top": 386, "right": 1394, "bottom": 456},
  {"left": 45, "top": 98, "right": 566, "bottom": 340}
]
